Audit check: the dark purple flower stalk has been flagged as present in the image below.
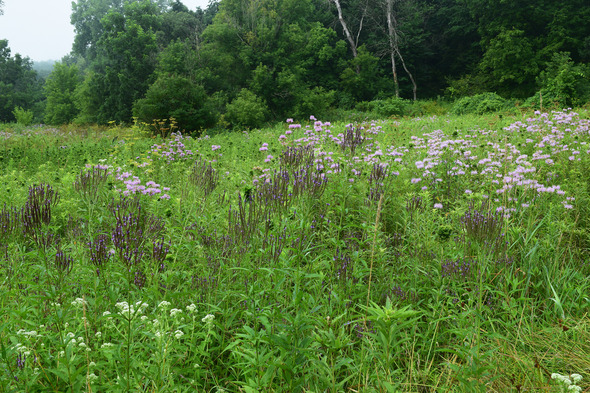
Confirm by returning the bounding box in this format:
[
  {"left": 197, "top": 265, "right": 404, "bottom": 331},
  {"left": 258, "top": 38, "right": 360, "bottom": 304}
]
[
  {"left": 460, "top": 201, "right": 504, "bottom": 243},
  {"left": 406, "top": 195, "right": 423, "bottom": 213},
  {"left": 189, "top": 158, "right": 219, "bottom": 196},
  {"left": 368, "top": 163, "right": 388, "bottom": 202},
  {"left": 441, "top": 256, "right": 476, "bottom": 281},
  {"left": 21, "top": 183, "right": 60, "bottom": 237},
  {"left": 0, "top": 204, "right": 20, "bottom": 240},
  {"left": 134, "top": 269, "right": 147, "bottom": 289},
  {"left": 16, "top": 353, "right": 25, "bottom": 370},
  {"left": 87, "top": 234, "right": 111, "bottom": 275},
  {"left": 54, "top": 247, "right": 74, "bottom": 276},
  {"left": 339, "top": 125, "right": 365, "bottom": 156},
  {"left": 73, "top": 166, "right": 109, "bottom": 202},
  {"left": 279, "top": 145, "right": 315, "bottom": 171},
  {"left": 152, "top": 236, "right": 170, "bottom": 264}
]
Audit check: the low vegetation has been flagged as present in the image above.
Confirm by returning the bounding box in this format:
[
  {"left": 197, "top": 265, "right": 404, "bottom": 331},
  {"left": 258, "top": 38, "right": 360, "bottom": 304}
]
[{"left": 0, "top": 108, "right": 589, "bottom": 392}]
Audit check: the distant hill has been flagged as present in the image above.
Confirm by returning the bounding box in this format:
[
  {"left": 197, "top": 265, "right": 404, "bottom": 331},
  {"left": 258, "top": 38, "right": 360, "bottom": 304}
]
[{"left": 33, "top": 60, "right": 56, "bottom": 79}]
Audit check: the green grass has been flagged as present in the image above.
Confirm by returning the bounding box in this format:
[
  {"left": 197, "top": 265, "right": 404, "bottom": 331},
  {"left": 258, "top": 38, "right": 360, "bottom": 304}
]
[{"left": 0, "top": 109, "right": 589, "bottom": 392}]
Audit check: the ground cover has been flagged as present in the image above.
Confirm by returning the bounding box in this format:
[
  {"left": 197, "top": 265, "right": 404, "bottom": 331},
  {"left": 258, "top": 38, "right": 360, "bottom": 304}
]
[{"left": 0, "top": 110, "right": 589, "bottom": 392}]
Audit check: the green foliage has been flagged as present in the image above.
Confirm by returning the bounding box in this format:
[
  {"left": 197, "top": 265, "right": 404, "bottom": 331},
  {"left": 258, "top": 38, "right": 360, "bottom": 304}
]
[
  {"left": 340, "top": 46, "right": 381, "bottom": 102},
  {"left": 451, "top": 92, "right": 511, "bottom": 115},
  {"left": 1, "top": 111, "right": 590, "bottom": 391},
  {"left": 0, "top": 40, "right": 44, "bottom": 123},
  {"left": 74, "top": 1, "right": 161, "bottom": 124},
  {"left": 356, "top": 96, "right": 410, "bottom": 117},
  {"left": 479, "top": 29, "right": 538, "bottom": 97},
  {"left": 11, "top": 106, "right": 34, "bottom": 126},
  {"left": 133, "top": 74, "right": 213, "bottom": 133},
  {"left": 293, "top": 87, "right": 335, "bottom": 119},
  {"left": 224, "top": 89, "right": 269, "bottom": 129},
  {"left": 526, "top": 52, "right": 590, "bottom": 109},
  {"left": 44, "top": 63, "right": 81, "bottom": 125}
]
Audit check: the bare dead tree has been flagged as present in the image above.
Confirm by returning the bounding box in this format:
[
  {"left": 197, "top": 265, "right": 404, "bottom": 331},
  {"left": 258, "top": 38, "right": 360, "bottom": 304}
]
[
  {"left": 329, "top": 0, "right": 368, "bottom": 74},
  {"left": 385, "top": 0, "right": 417, "bottom": 100}
]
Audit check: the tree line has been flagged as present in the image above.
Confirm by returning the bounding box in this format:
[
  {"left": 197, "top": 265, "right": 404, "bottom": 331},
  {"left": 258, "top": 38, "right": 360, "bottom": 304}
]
[{"left": 1, "top": 0, "right": 589, "bottom": 130}]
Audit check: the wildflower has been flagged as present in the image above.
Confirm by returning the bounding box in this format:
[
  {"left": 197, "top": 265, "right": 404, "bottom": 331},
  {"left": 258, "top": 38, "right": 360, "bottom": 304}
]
[
  {"left": 434, "top": 203, "right": 443, "bottom": 209},
  {"left": 186, "top": 304, "right": 197, "bottom": 313},
  {"left": 174, "top": 330, "right": 184, "bottom": 339},
  {"left": 202, "top": 314, "right": 215, "bottom": 325},
  {"left": 571, "top": 374, "right": 583, "bottom": 383},
  {"left": 158, "top": 301, "right": 171, "bottom": 309},
  {"left": 170, "top": 308, "right": 182, "bottom": 317},
  {"left": 87, "top": 373, "right": 99, "bottom": 383},
  {"left": 71, "top": 298, "right": 87, "bottom": 308}
]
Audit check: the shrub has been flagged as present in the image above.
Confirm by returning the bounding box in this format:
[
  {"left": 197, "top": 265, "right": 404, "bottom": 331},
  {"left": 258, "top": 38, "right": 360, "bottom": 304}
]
[
  {"left": 356, "top": 96, "right": 409, "bottom": 117},
  {"left": 451, "top": 92, "right": 510, "bottom": 115},
  {"left": 133, "top": 74, "right": 214, "bottom": 135},
  {"left": 524, "top": 52, "right": 590, "bottom": 109},
  {"left": 294, "top": 87, "right": 335, "bottom": 119},
  {"left": 12, "top": 106, "right": 34, "bottom": 126},
  {"left": 225, "top": 89, "right": 269, "bottom": 129}
]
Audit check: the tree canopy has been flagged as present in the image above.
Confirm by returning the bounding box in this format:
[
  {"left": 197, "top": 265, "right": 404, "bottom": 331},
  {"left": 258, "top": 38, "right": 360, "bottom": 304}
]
[{"left": 2, "top": 0, "right": 589, "bottom": 129}]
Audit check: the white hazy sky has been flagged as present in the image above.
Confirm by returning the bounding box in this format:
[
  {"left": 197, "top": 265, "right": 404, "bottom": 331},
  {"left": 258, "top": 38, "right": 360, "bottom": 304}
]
[{"left": 0, "top": 0, "right": 211, "bottom": 62}]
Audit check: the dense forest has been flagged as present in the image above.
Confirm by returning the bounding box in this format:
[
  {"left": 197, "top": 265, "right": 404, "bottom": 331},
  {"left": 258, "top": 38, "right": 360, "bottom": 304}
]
[{"left": 1, "top": 0, "right": 589, "bottom": 130}]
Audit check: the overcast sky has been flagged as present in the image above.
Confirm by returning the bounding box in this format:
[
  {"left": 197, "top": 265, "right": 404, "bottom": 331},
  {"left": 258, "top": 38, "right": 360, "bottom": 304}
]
[{"left": 0, "top": 0, "right": 211, "bottom": 62}]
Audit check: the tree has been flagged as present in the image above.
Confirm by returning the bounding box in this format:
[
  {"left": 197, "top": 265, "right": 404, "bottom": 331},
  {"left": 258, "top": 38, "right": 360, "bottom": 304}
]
[
  {"left": 328, "top": 0, "right": 368, "bottom": 73},
  {"left": 382, "top": 0, "right": 417, "bottom": 100},
  {"left": 0, "top": 40, "right": 44, "bottom": 122},
  {"left": 133, "top": 74, "right": 214, "bottom": 132},
  {"left": 44, "top": 63, "right": 82, "bottom": 124},
  {"left": 75, "top": 1, "right": 161, "bottom": 123}
]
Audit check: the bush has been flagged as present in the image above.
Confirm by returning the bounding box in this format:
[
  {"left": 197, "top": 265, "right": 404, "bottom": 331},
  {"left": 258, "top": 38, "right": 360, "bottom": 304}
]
[
  {"left": 407, "top": 100, "right": 450, "bottom": 117},
  {"left": 294, "top": 87, "right": 335, "bottom": 119},
  {"left": 225, "top": 89, "right": 269, "bottom": 129},
  {"left": 133, "top": 74, "right": 214, "bottom": 135},
  {"left": 451, "top": 92, "right": 510, "bottom": 115},
  {"left": 12, "top": 106, "right": 34, "bottom": 126},
  {"left": 356, "top": 96, "right": 409, "bottom": 117},
  {"left": 524, "top": 52, "right": 590, "bottom": 109}
]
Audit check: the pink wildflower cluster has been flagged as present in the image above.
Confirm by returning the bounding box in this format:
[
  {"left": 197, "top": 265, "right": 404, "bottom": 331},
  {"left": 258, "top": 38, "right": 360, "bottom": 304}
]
[
  {"left": 114, "top": 168, "right": 170, "bottom": 199},
  {"left": 150, "top": 132, "right": 195, "bottom": 163}
]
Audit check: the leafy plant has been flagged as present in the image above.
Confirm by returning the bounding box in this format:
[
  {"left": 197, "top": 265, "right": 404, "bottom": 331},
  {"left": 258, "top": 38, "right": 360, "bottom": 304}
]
[{"left": 12, "top": 106, "right": 34, "bottom": 126}]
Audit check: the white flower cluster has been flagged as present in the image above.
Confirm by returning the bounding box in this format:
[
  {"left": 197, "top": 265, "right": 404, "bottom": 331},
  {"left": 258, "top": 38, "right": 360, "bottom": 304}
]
[
  {"left": 16, "top": 329, "right": 39, "bottom": 338},
  {"left": 14, "top": 343, "right": 30, "bottom": 356},
  {"left": 71, "top": 298, "right": 87, "bottom": 308},
  {"left": 186, "top": 304, "right": 197, "bottom": 313},
  {"left": 158, "top": 300, "right": 171, "bottom": 309},
  {"left": 115, "top": 301, "right": 149, "bottom": 318},
  {"left": 170, "top": 308, "right": 182, "bottom": 317},
  {"left": 552, "top": 373, "right": 583, "bottom": 392},
  {"left": 202, "top": 314, "right": 215, "bottom": 325}
]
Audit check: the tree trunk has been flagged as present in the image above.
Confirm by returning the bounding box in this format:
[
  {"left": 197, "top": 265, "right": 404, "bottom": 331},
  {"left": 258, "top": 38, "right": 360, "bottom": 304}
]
[
  {"left": 386, "top": 0, "right": 399, "bottom": 97},
  {"left": 385, "top": 0, "right": 417, "bottom": 100},
  {"left": 332, "top": 0, "right": 358, "bottom": 59}
]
